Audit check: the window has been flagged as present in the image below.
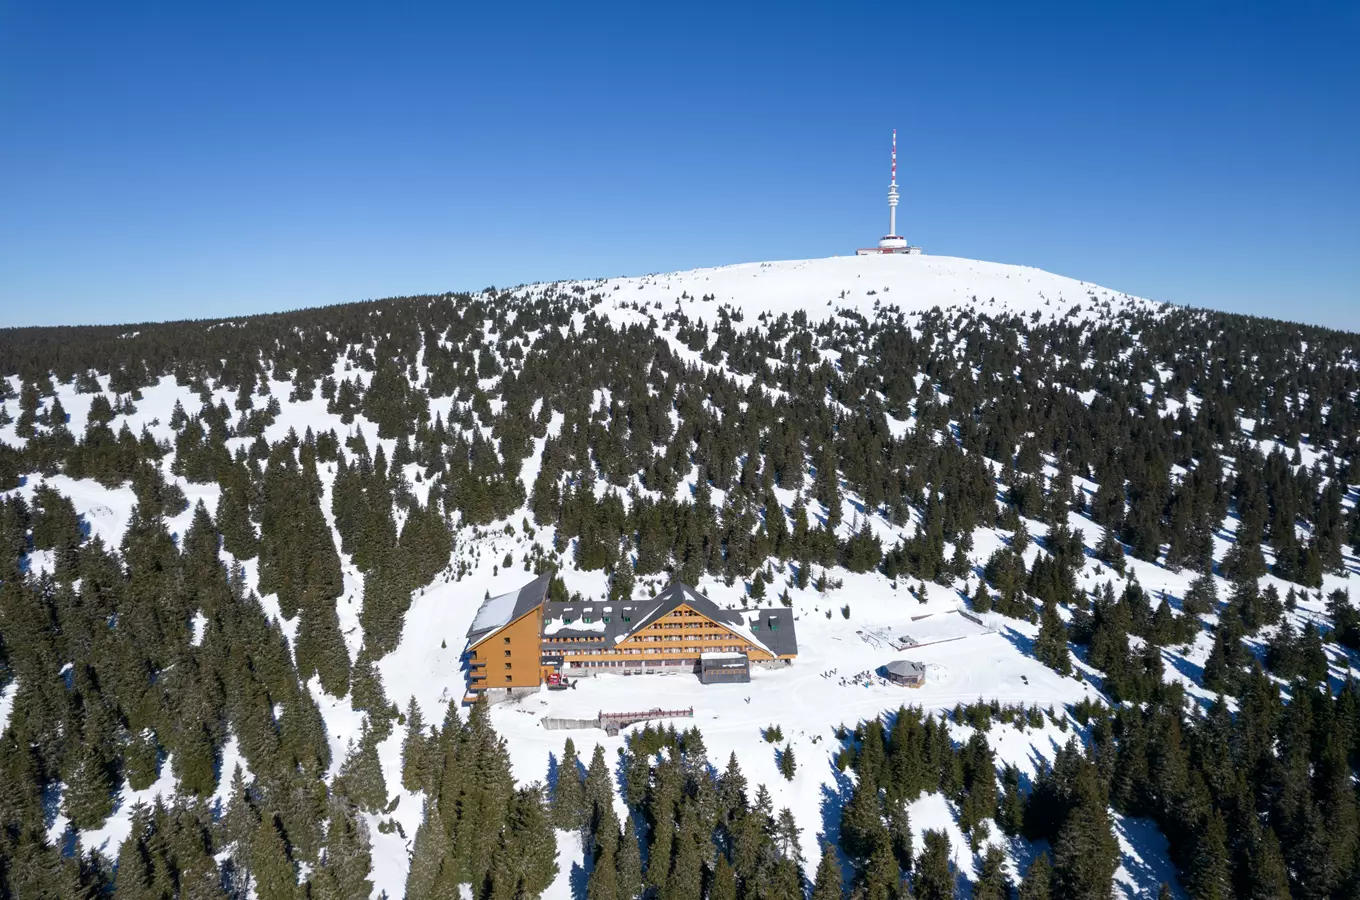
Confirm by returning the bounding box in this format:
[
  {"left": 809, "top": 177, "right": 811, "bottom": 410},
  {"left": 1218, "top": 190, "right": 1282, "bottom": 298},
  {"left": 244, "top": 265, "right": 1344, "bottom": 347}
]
[
  {"left": 564, "top": 618, "right": 573, "bottom": 625},
  {"left": 583, "top": 617, "right": 592, "bottom": 624},
  {"left": 623, "top": 615, "right": 631, "bottom": 623},
  {"left": 505, "top": 675, "right": 512, "bottom": 682},
  {"left": 504, "top": 650, "right": 512, "bottom": 657},
  {"left": 504, "top": 663, "right": 512, "bottom": 670},
  {"left": 603, "top": 616, "right": 611, "bottom": 623},
  {"left": 503, "top": 637, "right": 511, "bottom": 644}
]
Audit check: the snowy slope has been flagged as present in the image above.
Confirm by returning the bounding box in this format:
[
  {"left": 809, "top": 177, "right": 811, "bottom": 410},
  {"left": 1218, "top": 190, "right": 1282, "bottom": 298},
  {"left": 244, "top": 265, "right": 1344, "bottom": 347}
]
[
  {"left": 551, "top": 253, "right": 1155, "bottom": 325},
  {"left": 6, "top": 252, "right": 1353, "bottom": 900}
]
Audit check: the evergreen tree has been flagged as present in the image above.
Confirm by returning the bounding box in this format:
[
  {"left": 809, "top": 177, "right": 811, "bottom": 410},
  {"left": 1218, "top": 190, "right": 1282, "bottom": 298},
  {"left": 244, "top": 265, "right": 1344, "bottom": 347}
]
[
  {"left": 1183, "top": 569, "right": 1218, "bottom": 616},
  {"left": 811, "top": 842, "right": 845, "bottom": 900},
  {"left": 553, "top": 738, "right": 586, "bottom": 831},
  {"left": 617, "top": 814, "right": 643, "bottom": 900},
  {"left": 709, "top": 854, "right": 740, "bottom": 900},
  {"left": 974, "top": 845, "right": 1011, "bottom": 900},
  {"left": 405, "top": 799, "right": 459, "bottom": 900},
  {"left": 313, "top": 796, "right": 374, "bottom": 900},
  {"left": 915, "top": 829, "right": 955, "bottom": 900},
  {"left": 251, "top": 813, "right": 298, "bottom": 900},
  {"left": 780, "top": 743, "right": 797, "bottom": 780},
  {"left": 1035, "top": 598, "right": 1072, "bottom": 675},
  {"left": 1019, "top": 854, "right": 1052, "bottom": 900},
  {"left": 401, "top": 697, "right": 431, "bottom": 792},
  {"left": 1051, "top": 767, "right": 1118, "bottom": 900}
]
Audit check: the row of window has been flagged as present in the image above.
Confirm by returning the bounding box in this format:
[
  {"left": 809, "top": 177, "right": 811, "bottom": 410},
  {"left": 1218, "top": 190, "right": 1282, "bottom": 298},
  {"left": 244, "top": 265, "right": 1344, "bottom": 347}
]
[
  {"left": 562, "top": 645, "right": 746, "bottom": 657},
  {"left": 570, "top": 659, "right": 696, "bottom": 668}
]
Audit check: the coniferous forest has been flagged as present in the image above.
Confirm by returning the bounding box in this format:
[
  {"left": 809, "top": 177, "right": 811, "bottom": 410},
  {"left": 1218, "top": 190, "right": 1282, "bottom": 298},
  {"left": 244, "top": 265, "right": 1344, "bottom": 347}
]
[{"left": 0, "top": 260, "right": 1358, "bottom": 899}]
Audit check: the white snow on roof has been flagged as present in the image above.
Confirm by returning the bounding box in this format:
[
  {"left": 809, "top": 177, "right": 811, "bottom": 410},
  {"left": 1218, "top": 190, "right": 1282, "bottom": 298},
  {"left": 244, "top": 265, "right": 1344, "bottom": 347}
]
[
  {"left": 730, "top": 614, "right": 778, "bottom": 658},
  {"left": 471, "top": 585, "right": 523, "bottom": 635},
  {"left": 544, "top": 617, "right": 606, "bottom": 635}
]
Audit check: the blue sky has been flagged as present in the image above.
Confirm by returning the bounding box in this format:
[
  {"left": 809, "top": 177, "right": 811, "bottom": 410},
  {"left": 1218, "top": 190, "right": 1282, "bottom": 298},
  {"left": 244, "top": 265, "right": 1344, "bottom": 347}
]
[{"left": 2, "top": 1, "right": 1357, "bottom": 330}]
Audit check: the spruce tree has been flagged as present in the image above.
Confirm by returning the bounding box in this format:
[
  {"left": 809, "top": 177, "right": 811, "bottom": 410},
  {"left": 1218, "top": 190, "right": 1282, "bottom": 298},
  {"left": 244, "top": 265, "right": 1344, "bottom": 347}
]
[
  {"left": 583, "top": 743, "right": 614, "bottom": 838},
  {"left": 401, "top": 697, "right": 430, "bottom": 793},
  {"left": 1019, "top": 853, "right": 1052, "bottom": 900},
  {"left": 617, "top": 814, "right": 643, "bottom": 900},
  {"left": 974, "top": 845, "right": 1010, "bottom": 900},
  {"left": 251, "top": 813, "right": 298, "bottom": 900},
  {"left": 780, "top": 744, "right": 797, "bottom": 781},
  {"left": 1182, "top": 569, "right": 1218, "bottom": 616},
  {"left": 1051, "top": 767, "right": 1119, "bottom": 900},
  {"left": 588, "top": 841, "right": 620, "bottom": 900},
  {"left": 915, "top": 829, "right": 955, "bottom": 900},
  {"left": 811, "top": 841, "right": 845, "bottom": 900},
  {"left": 1035, "top": 598, "right": 1072, "bottom": 675},
  {"left": 405, "top": 799, "right": 458, "bottom": 900},
  {"left": 553, "top": 738, "right": 586, "bottom": 831},
  {"left": 313, "top": 796, "right": 373, "bottom": 900},
  {"left": 710, "top": 854, "right": 739, "bottom": 900},
  {"left": 1187, "top": 810, "right": 1231, "bottom": 900}
]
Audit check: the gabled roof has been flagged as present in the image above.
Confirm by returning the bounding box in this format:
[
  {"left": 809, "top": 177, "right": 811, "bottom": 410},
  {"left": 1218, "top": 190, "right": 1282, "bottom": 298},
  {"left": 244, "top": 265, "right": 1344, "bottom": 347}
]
[
  {"left": 534, "top": 581, "right": 799, "bottom": 658},
  {"left": 627, "top": 582, "right": 722, "bottom": 633},
  {"left": 466, "top": 573, "right": 552, "bottom": 648},
  {"left": 624, "top": 583, "right": 798, "bottom": 658}
]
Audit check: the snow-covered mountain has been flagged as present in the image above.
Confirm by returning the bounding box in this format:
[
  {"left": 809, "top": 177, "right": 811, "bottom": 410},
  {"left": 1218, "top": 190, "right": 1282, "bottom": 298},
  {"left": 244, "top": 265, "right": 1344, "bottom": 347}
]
[{"left": 1, "top": 253, "right": 1357, "bottom": 900}]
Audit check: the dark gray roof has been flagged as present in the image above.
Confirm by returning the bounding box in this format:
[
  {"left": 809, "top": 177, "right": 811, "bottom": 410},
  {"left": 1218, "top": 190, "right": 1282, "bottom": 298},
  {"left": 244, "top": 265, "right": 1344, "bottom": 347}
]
[
  {"left": 541, "top": 597, "right": 641, "bottom": 647},
  {"left": 540, "top": 582, "right": 798, "bottom": 657},
  {"left": 885, "top": 659, "right": 925, "bottom": 676},
  {"left": 729, "top": 607, "right": 798, "bottom": 657},
  {"left": 466, "top": 572, "right": 552, "bottom": 646}
]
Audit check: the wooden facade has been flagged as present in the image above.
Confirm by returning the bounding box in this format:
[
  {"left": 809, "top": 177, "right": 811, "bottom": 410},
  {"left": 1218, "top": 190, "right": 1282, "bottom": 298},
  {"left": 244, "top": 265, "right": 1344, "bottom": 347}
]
[
  {"left": 465, "top": 579, "right": 796, "bottom": 699},
  {"left": 467, "top": 604, "right": 544, "bottom": 692},
  {"left": 552, "top": 602, "right": 788, "bottom": 671}
]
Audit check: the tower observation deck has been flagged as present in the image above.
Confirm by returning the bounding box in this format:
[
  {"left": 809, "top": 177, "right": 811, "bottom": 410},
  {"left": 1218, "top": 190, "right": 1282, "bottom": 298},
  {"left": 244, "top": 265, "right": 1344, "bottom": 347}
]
[{"left": 857, "top": 129, "right": 922, "bottom": 256}]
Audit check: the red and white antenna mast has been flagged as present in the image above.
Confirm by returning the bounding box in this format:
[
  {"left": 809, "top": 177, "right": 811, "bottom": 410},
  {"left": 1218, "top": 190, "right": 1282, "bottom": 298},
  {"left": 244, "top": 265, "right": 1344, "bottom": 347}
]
[{"left": 887, "top": 129, "right": 900, "bottom": 238}]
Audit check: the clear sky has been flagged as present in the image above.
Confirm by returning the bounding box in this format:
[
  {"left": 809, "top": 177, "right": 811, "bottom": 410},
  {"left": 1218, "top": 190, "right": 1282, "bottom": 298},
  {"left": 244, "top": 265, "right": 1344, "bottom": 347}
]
[{"left": 2, "top": 1, "right": 1357, "bottom": 330}]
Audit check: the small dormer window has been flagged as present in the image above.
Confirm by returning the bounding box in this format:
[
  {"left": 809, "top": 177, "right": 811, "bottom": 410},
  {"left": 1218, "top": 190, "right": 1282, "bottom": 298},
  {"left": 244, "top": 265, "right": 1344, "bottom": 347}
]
[
  {"left": 583, "top": 616, "right": 592, "bottom": 624},
  {"left": 564, "top": 617, "right": 573, "bottom": 625}
]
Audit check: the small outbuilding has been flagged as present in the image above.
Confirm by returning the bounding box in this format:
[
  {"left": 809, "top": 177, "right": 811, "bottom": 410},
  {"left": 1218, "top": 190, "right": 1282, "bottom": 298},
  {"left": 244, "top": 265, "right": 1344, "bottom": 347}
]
[
  {"left": 699, "top": 652, "right": 751, "bottom": 684},
  {"left": 883, "top": 659, "right": 926, "bottom": 687}
]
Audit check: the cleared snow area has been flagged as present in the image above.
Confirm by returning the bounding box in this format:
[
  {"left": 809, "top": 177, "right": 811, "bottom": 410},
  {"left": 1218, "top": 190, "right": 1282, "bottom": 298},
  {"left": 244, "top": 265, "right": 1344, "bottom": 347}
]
[{"left": 862, "top": 609, "right": 996, "bottom": 648}]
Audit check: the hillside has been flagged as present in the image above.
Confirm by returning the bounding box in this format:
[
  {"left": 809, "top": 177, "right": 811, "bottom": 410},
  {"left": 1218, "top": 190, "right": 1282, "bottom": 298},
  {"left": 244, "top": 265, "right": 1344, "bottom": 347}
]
[{"left": 1, "top": 253, "right": 1358, "bottom": 900}]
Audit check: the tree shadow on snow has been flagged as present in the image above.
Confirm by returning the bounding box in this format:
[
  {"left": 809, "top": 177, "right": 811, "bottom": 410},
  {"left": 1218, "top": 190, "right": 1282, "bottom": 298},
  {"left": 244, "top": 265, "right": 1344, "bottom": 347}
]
[
  {"left": 818, "top": 755, "right": 856, "bottom": 896},
  {"left": 569, "top": 858, "right": 589, "bottom": 900},
  {"left": 1166, "top": 653, "right": 1205, "bottom": 691},
  {"left": 1114, "top": 814, "right": 1185, "bottom": 899},
  {"left": 998, "top": 624, "right": 1036, "bottom": 659},
  {"left": 546, "top": 750, "right": 560, "bottom": 794}
]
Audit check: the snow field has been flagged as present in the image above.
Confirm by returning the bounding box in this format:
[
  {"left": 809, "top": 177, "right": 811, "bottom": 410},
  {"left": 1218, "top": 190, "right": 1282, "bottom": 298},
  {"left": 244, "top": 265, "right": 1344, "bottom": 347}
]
[{"left": 4, "top": 252, "right": 1356, "bottom": 899}]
